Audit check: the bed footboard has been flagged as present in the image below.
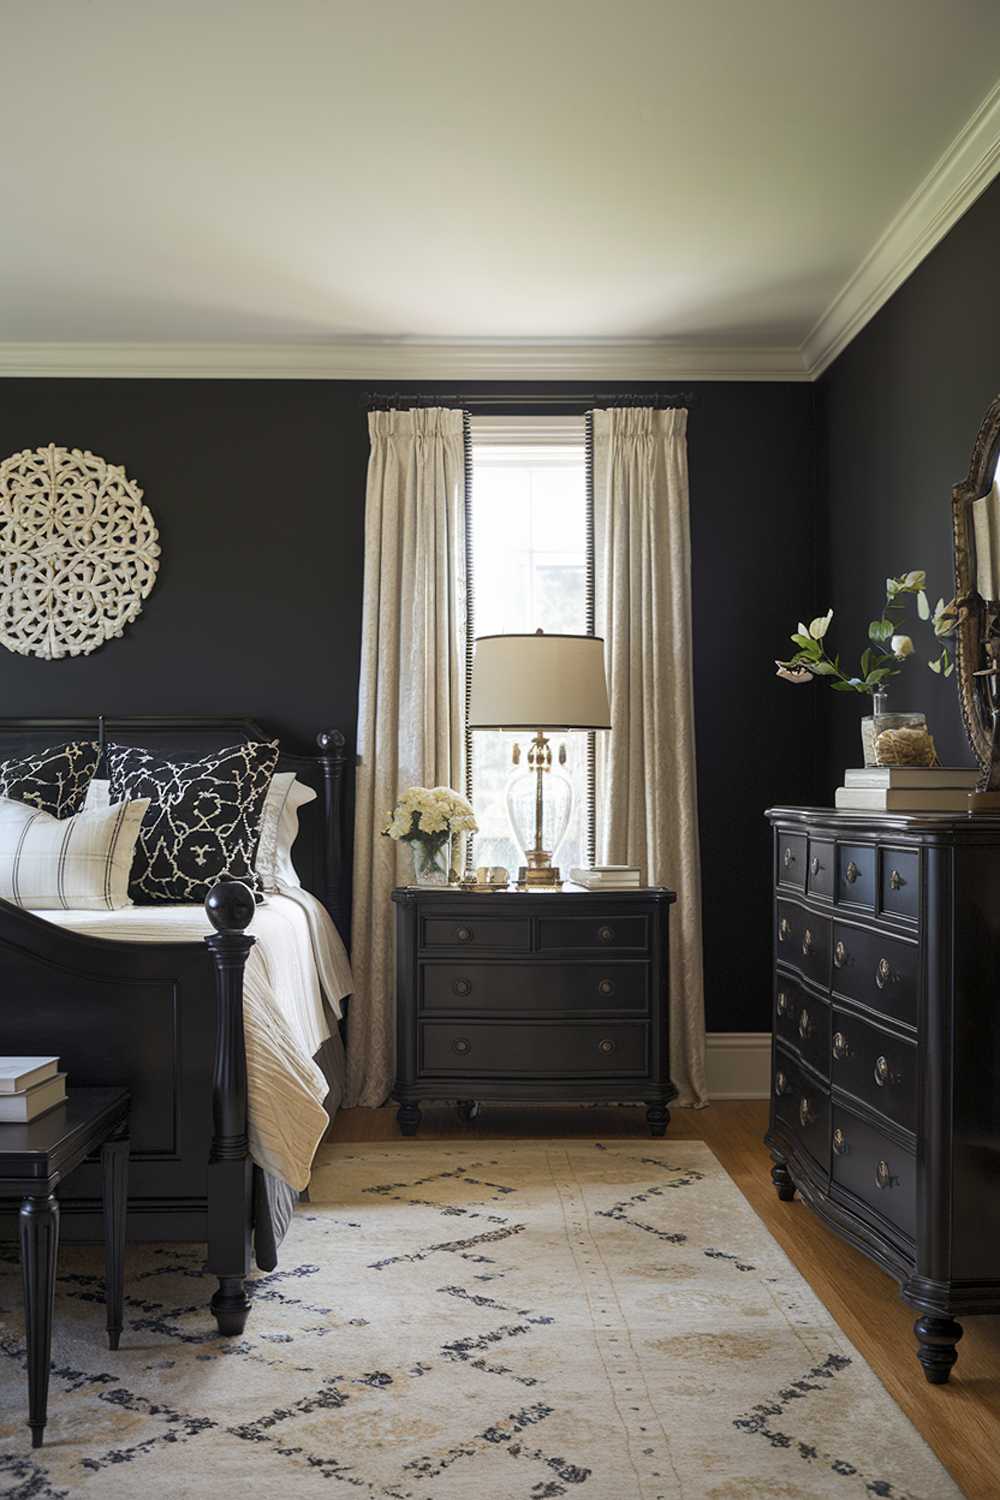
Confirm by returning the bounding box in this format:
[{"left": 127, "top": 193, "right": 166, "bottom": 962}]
[{"left": 204, "top": 880, "right": 256, "bottom": 1336}]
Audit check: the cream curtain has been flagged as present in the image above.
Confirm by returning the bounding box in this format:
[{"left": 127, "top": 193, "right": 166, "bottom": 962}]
[
  {"left": 593, "top": 407, "right": 707, "bottom": 1107},
  {"left": 347, "top": 407, "right": 467, "bottom": 1107}
]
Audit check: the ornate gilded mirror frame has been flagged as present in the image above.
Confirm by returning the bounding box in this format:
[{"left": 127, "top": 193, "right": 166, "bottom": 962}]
[{"left": 952, "top": 394, "right": 1000, "bottom": 787}]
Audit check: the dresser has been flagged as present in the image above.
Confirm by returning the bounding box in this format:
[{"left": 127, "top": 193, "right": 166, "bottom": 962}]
[
  {"left": 392, "top": 886, "right": 676, "bottom": 1136},
  {"left": 765, "top": 806, "right": 1000, "bottom": 1383}
]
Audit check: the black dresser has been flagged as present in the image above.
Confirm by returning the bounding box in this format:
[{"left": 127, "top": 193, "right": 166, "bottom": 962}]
[
  {"left": 392, "top": 886, "right": 676, "bottom": 1136},
  {"left": 766, "top": 806, "right": 1000, "bottom": 1383}
]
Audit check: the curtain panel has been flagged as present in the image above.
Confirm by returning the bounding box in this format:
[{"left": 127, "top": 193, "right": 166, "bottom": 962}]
[
  {"left": 592, "top": 406, "right": 707, "bottom": 1106},
  {"left": 347, "top": 407, "right": 467, "bottom": 1107}
]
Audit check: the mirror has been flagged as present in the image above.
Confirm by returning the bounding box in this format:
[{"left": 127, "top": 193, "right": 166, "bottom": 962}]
[{"left": 952, "top": 394, "right": 1000, "bottom": 787}]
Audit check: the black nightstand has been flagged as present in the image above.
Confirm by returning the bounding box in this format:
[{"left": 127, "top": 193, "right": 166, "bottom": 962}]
[{"left": 392, "top": 886, "right": 676, "bottom": 1136}]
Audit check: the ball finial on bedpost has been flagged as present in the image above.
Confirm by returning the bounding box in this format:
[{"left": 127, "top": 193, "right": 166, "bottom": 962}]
[
  {"left": 205, "top": 877, "right": 256, "bottom": 936},
  {"left": 316, "top": 728, "right": 346, "bottom": 755}
]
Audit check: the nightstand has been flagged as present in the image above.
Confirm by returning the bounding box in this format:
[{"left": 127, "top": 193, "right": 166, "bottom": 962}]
[{"left": 391, "top": 885, "right": 676, "bottom": 1136}]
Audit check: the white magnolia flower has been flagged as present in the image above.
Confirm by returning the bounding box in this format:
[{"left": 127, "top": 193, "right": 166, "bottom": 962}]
[
  {"left": 775, "top": 661, "right": 813, "bottom": 684},
  {"left": 891, "top": 634, "right": 914, "bottom": 658},
  {"left": 808, "top": 609, "right": 833, "bottom": 640}
]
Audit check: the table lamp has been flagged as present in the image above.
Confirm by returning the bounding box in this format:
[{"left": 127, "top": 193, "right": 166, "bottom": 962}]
[{"left": 468, "top": 630, "right": 612, "bottom": 888}]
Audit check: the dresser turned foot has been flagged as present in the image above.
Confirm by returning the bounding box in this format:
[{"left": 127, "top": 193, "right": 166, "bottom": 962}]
[
  {"left": 914, "top": 1314, "right": 963, "bottom": 1384},
  {"left": 771, "top": 1161, "right": 796, "bottom": 1201},
  {"left": 456, "top": 1100, "right": 480, "bottom": 1123},
  {"left": 397, "top": 1101, "right": 422, "bottom": 1137},
  {"left": 646, "top": 1103, "right": 670, "bottom": 1138}
]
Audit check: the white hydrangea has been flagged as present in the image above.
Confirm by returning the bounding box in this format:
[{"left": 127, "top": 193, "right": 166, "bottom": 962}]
[{"left": 382, "top": 785, "right": 478, "bottom": 842}]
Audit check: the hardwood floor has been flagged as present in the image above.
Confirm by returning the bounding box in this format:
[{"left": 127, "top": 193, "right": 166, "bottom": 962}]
[{"left": 328, "top": 1099, "right": 1000, "bottom": 1500}]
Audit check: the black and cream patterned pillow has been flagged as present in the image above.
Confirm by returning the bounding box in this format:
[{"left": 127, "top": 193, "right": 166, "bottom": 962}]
[
  {"left": 106, "top": 740, "right": 280, "bottom": 903},
  {"left": 0, "top": 741, "right": 100, "bottom": 818}
]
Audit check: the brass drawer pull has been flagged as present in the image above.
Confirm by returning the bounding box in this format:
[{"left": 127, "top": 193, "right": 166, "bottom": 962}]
[
  {"left": 875, "top": 1159, "right": 893, "bottom": 1190},
  {"left": 798, "top": 1007, "right": 813, "bottom": 1040},
  {"left": 779, "top": 917, "right": 791, "bottom": 942},
  {"left": 799, "top": 1095, "right": 815, "bottom": 1127},
  {"left": 845, "top": 861, "right": 859, "bottom": 885},
  {"left": 597, "top": 978, "right": 616, "bottom": 997},
  {"left": 598, "top": 925, "right": 616, "bottom": 944},
  {"left": 875, "top": 957, "right": 892, "bottom": 990},
  {"left": 832, "top": 1126, "right": 847, "bottom": 1155},
  {"left": 832, "top": 1031, "right": 848, "bottom": 1060},
  {"left": 874, "top": 1055, "right": 893, "bottom": 1087},
  {"left": 452, "top": 978, "right": 472, "bottom": 998},
  {"left": 801, "top": 928, "right": 814, "bottom": 957},
  {"left": 775, "top": 1070, "right": 788, "bottom": 1096},
  {"left": 456, "top": 926, "right": 473, "bottom": 943},
  {"left": 598, "top": 1037, "right": 616, "bottom": 1055},
  {"left": 834, "top": 939, "right": 847, "bottom": 969},
  {"left": 889, "top": 868, "right": 905, "bottom": 892},
  {"left": 810, "top": 855, "right": 820, "bottom": 876},
  {"left": 783, "top": 846, "right": 795, "bottom": 869},
  {"left": 776, "top": 990, "right": 788, "bottom": 1017},
  {"left": 451, "top": 1036, "right": 471, "bottom": 1055}
]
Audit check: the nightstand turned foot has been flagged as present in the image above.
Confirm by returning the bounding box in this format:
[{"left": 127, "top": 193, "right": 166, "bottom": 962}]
[
  {"left": 646, "top": 1103, "right": 670, "bottom": 1138},
  {"left": 771, "top": 1160, "right": 796, "bottom": 1201},
  {"left": 914, "top": 1314, "right": 963, "bottom": 1384},
  {"left": 397, "top": 1101, "right": 422, "bottom": 1137}
]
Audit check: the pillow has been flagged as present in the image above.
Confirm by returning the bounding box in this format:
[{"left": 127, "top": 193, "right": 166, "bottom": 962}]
[
  {"left": 0, "top": 796, "right": 149, "bottom": 911},
  {"left": 0, "top": 741, "right": 100, "bottom": 819},
  {"left": 255, "top": 772, "right": 317, "bottom": 892},
  {"left": 106, "top": 739, "right": 280, "bottom": 903}
]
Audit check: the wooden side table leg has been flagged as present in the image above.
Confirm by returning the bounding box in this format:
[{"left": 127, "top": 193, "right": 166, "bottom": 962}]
[
  {"left": 101, "top": 1126, "right": 129, "bottom": 1351},
  {"left": 19, "top": 1193, "right": 59, "bottom": 1449}
]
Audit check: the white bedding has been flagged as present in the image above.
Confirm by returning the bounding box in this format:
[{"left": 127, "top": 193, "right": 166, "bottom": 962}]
[{"left": 42, "top": 886, "right": 353, "bottom": 1192}]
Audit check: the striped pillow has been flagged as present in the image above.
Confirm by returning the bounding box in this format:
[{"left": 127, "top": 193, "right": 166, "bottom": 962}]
[{"left": 0, "top": 796, "right": 150, "bottom": 911}]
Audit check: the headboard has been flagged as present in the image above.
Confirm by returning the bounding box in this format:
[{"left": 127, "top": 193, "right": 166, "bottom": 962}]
[{"left": 0, "top": 716, "right": 352, "bottom": 939}]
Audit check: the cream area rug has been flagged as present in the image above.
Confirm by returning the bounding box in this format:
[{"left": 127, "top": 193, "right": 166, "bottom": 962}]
[{"left": 0, "top": 1140, "right": 961, "bottom": 1500}]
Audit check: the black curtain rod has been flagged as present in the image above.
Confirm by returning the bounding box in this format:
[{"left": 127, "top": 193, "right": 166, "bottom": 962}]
[{"left": 364, "top": 390, "right": 695, "bottom": 412}]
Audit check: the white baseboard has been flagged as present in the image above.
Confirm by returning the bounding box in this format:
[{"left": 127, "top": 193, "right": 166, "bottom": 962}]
[{"left": 705, "top": 1032, "right": 772, "bottom": 1100}]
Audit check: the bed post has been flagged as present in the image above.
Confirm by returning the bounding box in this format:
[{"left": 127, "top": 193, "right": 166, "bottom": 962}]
[
  {"left": 316, "top": 728, "right": 348, "bottom": 937},
  {"left": 204, "top": 879, "right": 256, "bottom": 1336}
]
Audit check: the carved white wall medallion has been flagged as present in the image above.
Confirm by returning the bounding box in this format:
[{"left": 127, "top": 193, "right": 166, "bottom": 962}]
[{"left": 0, "top": 443, "right": 160, "bottom": 659}]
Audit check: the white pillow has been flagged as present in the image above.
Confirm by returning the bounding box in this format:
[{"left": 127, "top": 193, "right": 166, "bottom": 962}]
[
  {"left": 0, "top": 795, "right": 150, "bottom": 911},
  {"left": 255, "top": 772, "right": 317, "bottom": 891},
  {"left": 84, "top": 771, "right": 316, "bottom": 893}
]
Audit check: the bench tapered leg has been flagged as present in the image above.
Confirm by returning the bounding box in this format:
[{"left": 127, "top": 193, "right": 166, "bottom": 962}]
[
  {"left": 19, "top": 1193, "right": 59, "bottom": 1448},
  {"left": 101, "top": 1129, "right": 129, "bottom": 1350}
]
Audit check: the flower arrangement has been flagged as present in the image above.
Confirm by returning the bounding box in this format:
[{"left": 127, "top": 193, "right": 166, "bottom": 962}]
[
  {"left": 383, "top": 785, "right": 478, "bottom": 885},
  {"left": 775, "top": 570, "right": 959, "bottom": 695}
]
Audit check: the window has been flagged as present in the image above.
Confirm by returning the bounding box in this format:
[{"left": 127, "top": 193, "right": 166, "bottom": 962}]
[{"left": 466, "top": 416, "right": 593, "bottom": 875}]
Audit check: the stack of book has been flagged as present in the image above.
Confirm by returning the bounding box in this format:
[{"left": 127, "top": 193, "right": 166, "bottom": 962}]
[
  {"left": 834, "top": 766, "right": 980, "bottom": 812},
  {"left": 568, "top": 864, "right": 642, "bottom": 890},
  {"left": 0, "top": 1057, "right": 66, "bottom": 1123}
]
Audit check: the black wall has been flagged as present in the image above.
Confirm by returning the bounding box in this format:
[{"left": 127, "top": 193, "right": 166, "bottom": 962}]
[
  {"left": 817, "top": 177, "right": 1000, "bottom": 788},
  {"left": 0, "top": 377, "right": 817, "bottom": 1033}
]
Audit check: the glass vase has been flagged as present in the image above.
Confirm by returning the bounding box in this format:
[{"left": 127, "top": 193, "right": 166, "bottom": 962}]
[
  {"left": 409, "top": 838, "right": 451, "bottom": 887},
  {"left": 860, "top": 692, "right": 932, "bottom": 767}
]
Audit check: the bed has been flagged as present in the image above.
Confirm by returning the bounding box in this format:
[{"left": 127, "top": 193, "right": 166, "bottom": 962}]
[{"left": 0, "top": 715, "right": 351, "bottom": 1336}]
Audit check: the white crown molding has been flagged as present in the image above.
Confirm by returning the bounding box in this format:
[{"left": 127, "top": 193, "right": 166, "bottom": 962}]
[
  {"left": 0, "top": 338, "right": 810, "bottom": 382},
  {"left": 803, "top": 79, "right": 1000, "bottom": 379},
  {"left": 705, "top": 1032, "right": 771, "bottom": 1101}
]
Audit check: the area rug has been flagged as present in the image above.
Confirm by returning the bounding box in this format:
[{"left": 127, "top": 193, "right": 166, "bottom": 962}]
[{"left": 0, "top": 1140, "right": 961, "bottom": 1499}]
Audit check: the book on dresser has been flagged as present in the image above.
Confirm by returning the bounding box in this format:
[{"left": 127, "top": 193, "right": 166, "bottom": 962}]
[
  {"left": 834, "top": 786, "right": 977, "bottom": 811},
  {"left": 0, "top": 1058, "right": 66, "bottom": 1122},
  {"left": 568, "top": 865, "right": 641, "bottom": 889},
  {"left": 843, "top": 766, "right": 980, "bottom": 789}
]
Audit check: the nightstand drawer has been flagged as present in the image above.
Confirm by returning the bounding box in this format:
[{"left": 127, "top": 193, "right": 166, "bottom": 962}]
[
  {"left": 831, "top": 922, "right": 918, "bottom": 1028},
  {"left": 421, "top": 916, "right": 530, "bottom": 951},
  {"left": 773, "top": 1045, "right": 829, "bottom": 1175},
  {"left": 831, "top": 1007, "right": 916, "bottom": 1134},
  {"left": 419, "top": 1021, "right": 649, "bottom": 1076},
  {"left": 775, "top": 900, "right": 830, "bottom": 989},
  {"left": 831, "top": 1103, "right": 915, "bottom": 1244},
  {"left": 537, "top": 915, "right": 649, "bottom": 952},
  {"left": 422, "top": 962, "right": 648, "bottom": 1014}
]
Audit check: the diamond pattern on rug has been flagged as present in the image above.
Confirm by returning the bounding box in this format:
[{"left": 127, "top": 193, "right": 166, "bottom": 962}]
[{"left": 0, "top": 1141, "right": 961, "bottom": 1499}]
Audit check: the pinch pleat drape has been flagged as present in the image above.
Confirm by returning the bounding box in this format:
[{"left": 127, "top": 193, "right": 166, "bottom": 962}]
[
  {"left": 347, "top": 408, "right": 467, "bottom": 1107},
  {"left": 593, "top": 407, "right": 707, "bottom": 1106}
]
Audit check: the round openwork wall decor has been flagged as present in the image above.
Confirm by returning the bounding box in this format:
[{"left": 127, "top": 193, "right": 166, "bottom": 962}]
[{"left": 0, "top": 443, "right": 160, "bottom": 660}]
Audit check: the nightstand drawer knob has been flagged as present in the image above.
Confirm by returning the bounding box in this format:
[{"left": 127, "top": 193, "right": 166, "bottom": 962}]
[
  {"left": 845, "top": 861, "right": 859, "bottom": 885},
  {"left": 875, "top": 1159, "right": 893, "bottom": 1190},
  {"left": 776, "top": 990, "right": 788, "bottom": 1016},
  {"left": 834, "top": 940, "right": 847, "bottom": 969},
  {"left": 783, "top": 846, "right": 795, "bottom": 868},
  {"left": 597, "top": 979, "right": 615, "bottom": 997},
  {"left": 456, "top": 927, "right": 473, "bottom": 943},
  {"left": 598, "top": 1037, "right": 616, "bottom": 1055},
  {"left": 598, "top": 925, "right": 615, "bottom": 944},
  {"left": 874, "top": 1054, "right": 892, "bottom": 1087},
  {"left": 779, "top": 917, "right": 791, "bottom": 942},
  {"left": 798, "top": 1007, "right": 813, "bottom": 1040},
  {"left": 810, "top": 855, "right": 820, "bottom": 876},
  {"left": 832, "top": 1127, "right": 847, "bottom": 1155},
  {"left": 832, "top": 1031, "right": 848, "bottom": 1060},
  {"left": 452, "top": 978, "right": 472, "bottom": 998},
  {"left": 801, "top": 928, "right": 814, "bottom": 957},
  {"left": 875, "top": 957, "right": 892, "bottom": 989},
  {"left": 451, "top": 1037, "right": 471, "bottom": 1055},
  {"left": 889, "top": 868, "right": 904, "bottom": 891},
  {"left": 775, "top": 1070, "right": 788, "bottom": 1096},
  {"left": 799, "top": 1095, "right": 815, "bottom": 1127}
]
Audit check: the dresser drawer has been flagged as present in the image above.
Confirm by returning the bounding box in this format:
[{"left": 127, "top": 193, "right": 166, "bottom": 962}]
[
  {"left": 774, "top": 1046, "right": 830, "bottom": 1174},
  {"left": 421, "top": 916, "right": 530, "bottom": 951},
  {"left": 831, "top": 1007, "right": 916, "bottom": 1134},
  {"left": 421, "top": 962, "right": 648, "bottom": 1015},
  {"left": 831, "top": 922, "right": 918, "bottom": 1028},
  {"left": 836, "top": 843, "right": 876, "bottom": 912},
  {"left": 419, "top": 1021, "right": 649, "bottom": 1076},
  {"left": 775, "top": 900, "right": 830, "bottom": 990},
  {"left": 536, "top": 915, "right": 649, "bottom": 953},
  {"left": 776, "top": 832, "right": 807, "bottom": 891},
  {"left": 879, "top": 848, "right": 920, "bottom": 924},
  {"left": 831, "top": 1103, "right": 916, "bottom": 1244},
  {"left": 774, "top": 976, "right": 829, "bottom": 1080},
  {"left": 807, "top": 838, "right": 834, "bottom": 900}
]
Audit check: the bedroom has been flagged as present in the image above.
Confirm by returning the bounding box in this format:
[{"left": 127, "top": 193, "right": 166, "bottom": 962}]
[{"left": 0, "top": 1, "right": 998, "bottom": 1496}]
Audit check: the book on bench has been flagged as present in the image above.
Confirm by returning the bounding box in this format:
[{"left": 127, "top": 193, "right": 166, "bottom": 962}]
[
  {"left": 0, "top": 1057, "right": 59, "bottom": 1094},
  {"left": 0, "top": 1059, "right": 66, "bottom": 1123}
]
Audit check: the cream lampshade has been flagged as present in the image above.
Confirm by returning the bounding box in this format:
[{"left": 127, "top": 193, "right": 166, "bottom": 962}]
[{"left": 469, "top": 631, "right": 611, "bottom": 888}]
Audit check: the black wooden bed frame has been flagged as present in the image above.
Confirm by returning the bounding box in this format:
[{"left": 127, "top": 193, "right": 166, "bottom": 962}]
[{"left": 0, "top": 716, "right": 350, "bottom": 1336}]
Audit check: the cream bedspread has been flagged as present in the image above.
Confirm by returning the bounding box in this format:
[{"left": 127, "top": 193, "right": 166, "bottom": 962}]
[{"left": 42, "top": 888, "right": 353, "bottom": 1191}]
